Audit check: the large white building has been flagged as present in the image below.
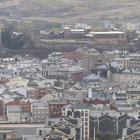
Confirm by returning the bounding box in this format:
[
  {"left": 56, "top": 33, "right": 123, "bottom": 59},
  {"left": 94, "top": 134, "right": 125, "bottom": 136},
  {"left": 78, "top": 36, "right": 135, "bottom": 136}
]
[{"left": 7, "top": 105, "right": 21, "bottom": 123}]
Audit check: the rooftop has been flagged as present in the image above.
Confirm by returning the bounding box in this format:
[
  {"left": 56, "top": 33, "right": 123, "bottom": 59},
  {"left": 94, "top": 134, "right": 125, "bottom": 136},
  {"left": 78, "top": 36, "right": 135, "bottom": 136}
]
[
  {"left": 89, "top": 31, "right": 125, "bottom": 34},
  {"left": 68, "top": 103, "right": 89, "bottom": 109},
  {"left": 7, "top": 105, "right": 20, "bottom": 112}
]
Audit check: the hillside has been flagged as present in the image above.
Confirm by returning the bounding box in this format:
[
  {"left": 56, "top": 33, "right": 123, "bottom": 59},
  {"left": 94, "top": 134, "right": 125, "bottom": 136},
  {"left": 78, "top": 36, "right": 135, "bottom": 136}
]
[{"left": 0, "top": 0, "right": 140, "bottom": 24}]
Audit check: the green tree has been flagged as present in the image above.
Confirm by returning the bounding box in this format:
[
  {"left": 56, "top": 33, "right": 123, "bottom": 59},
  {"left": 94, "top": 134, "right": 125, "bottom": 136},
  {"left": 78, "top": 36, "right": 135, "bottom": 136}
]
[
  {"left": 85, "top": 138, "right": 99, "bottom": 140},
  {"left": 102, "top": 132, "right": 114, "bottom": 140},
  {"left": 5, "top": 23, "right": 15, "bottom": 35},
  {"left": 85, "top": 131, "right": 121, "bottom": 140},
  {"left": 96, "top": 131, "right": 104, "bottom": 140},
  {"left": 1, "top": 30, "right": 25, "bottom": 49}
]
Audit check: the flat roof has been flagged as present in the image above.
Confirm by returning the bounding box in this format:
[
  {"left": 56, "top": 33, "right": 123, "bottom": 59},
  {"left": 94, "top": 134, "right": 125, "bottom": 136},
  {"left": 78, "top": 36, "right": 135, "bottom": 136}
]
[
  {"left": 71, "top": 29, "right": 84, "bottom": 32},
  {"left": 89, "top": 32, "right": 125, "bottom": 34},
  {"left": 114, "top": 58, "right": 130, "bottom": 60},
  {"left": 0, "top": 123, "right": 44, "bottom": 128}
]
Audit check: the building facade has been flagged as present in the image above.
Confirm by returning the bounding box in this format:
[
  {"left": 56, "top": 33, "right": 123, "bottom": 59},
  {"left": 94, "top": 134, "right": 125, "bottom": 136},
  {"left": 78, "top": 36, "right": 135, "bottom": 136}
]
[
  {"left": 81, "top": 53, "right": 104, "bottom": 75},
  {"left": 32, "top": 102, "right": 49, "bottom": 122}
]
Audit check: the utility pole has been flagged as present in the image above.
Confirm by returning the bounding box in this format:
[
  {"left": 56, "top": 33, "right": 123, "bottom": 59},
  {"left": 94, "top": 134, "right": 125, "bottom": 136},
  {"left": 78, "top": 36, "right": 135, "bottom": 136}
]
[{"left": 94, "top": 127, "right": 95, "bottom": 140}]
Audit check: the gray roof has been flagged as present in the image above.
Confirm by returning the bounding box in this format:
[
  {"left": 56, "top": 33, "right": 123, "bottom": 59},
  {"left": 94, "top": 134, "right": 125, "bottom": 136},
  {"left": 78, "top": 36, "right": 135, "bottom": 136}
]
[
  {"left": 127, "top": 88, "right": 140, "bottom": 92},
  {"left": 0, "top": 115, "right": 8, "bottom": 121},
  {"left": 7, "top": 105, "right": 20, "bottom": 112},
  {"left": 32, "top": 102, "right": 49, "bottom": 107},
  {"left": 90, "top": 89, "right": 113, "bottom": 101},
  {"left": 0, "top": 69, "right": 13, "bottom": 74},
  {"left": 68, "top": 103, "right": 89, "bottom": 109},
  {"left": 49, "top": 71, "right": 63, "bottom": 76},
  {"left": 117, "top": 107, "right": 133, "bottom": 111},
  {"left": 49, "top": 100, "right": 67, "bottom": 104},
  {"left": 92, "top": 65, "right": 108, "bottom": 71},
  {"left": 62, "top": 93, "right": 83, "bottom": 101},
  {"left": 84, "top": 74, "right": 99, "bottom": 82}
]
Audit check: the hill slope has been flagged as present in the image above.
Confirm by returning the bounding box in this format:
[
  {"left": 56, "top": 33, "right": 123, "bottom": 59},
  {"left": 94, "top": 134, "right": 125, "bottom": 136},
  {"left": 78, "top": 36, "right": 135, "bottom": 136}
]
[{"left": 1, "top": 0, "right": 140, "bottom": 24}]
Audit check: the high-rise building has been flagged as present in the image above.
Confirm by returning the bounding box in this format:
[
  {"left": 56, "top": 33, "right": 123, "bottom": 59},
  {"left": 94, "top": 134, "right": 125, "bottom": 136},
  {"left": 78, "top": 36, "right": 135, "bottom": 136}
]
[{"left": 81, "top": 52, "right": 104, "bottom": 76}]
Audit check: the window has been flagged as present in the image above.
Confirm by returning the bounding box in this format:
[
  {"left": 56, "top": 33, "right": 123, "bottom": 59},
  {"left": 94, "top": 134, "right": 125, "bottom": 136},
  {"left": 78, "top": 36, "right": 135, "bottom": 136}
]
[
  {"left": 85, "top": 113, "right": 88, "bottom": 116},
  {"left": 85, "top": 118, "right": 88, "bottom": 121},
  {"left": 38, "top": 112, "right": 40, "bottom": 114},
  {"left": 34, "top": 116, "right": 36, "bottom": 118},
  {"left": 51, "top": 106, "right": 53, "bottom": 108},
  {"left": 38, "top": 116, "right": 40, "bottom": 118},
  {"left": 34, "top": 112, "right": 36, "bottom": 114},
  {"left": 85, "top": 122, "right": 88, "bottom": 126},
  {"left": 34, "top": 107, "right": 36, "bottom": 109},
  {"left": 42, "top": 112, "right": 44, "bottom": 113},
  {"left": 85, "top": 111, "right": 88, "bottom": 116},
  {"left": 81, "top": 111, "right": 84, "bottom": 116}
]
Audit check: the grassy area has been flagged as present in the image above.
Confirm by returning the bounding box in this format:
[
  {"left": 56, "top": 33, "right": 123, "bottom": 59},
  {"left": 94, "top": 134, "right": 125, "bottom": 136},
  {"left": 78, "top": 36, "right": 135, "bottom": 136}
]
[
  {"left": 33, "top": 0, "right": 65, "bottom": 7},
  {"left": 72, "top": 5, "right": 88, "bottom": 12}
]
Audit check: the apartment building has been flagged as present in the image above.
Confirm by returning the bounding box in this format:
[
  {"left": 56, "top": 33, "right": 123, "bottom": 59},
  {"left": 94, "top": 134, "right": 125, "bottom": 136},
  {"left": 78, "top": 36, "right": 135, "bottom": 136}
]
[
  {"left": 27, "top": 87, "right": 52, "bottom": 100},
  {"left": 7, "top": 105, "right": 21, "bottom": 123},
  {"left": 42, "top": 65, "right": 84, "bottom": 82},
  {"left": 128, "top": 53, "right": 140, "bottom": 59},
  {"left": 7, "top": 101, "right": 31, "bottom": 112},
  {"left": 32, "top": 102, "right": 49, "bottom": 122},
  {"left": 114, "top": 58, "right": 130, "bottom": 68},
  {"left": 81, "top": 53, "right": 104, "bottom": 75},
  {"left": 90, "top": 111, "right": 132, "bottom": 136},
  {"left": 49, "top": 100, "right": 67, "bottom": 118},
  {"left": 0, "top": 100, "right": 4, "bottom": 116},
  {"left": 62, "top": 103, "right": 90, "bottom": 139},
  {"left": 129, "top": 59, "right": 140, "bottom": 69},
  {"left": 23, "top": 117, "right": 83, "bottom": 140},
  {"left": 127, "top": 88, "right": 140, "bottom": 100}
]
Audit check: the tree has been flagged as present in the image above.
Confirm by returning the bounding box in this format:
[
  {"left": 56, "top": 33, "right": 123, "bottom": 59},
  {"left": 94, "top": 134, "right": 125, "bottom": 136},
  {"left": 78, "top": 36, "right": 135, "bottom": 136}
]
[
  {"left": 128, "top": 47, "right": 135, "bottom": 53},
  {"left": 1, "top": 30, "right": 25, "bottom": 49},
  {"left": 5, "top": 23, "right": 15, "bottom": 35},
  {"left": 85, "top": 138, "right": 99, "bottom": 140},
  {"left": 85, "top": 131, "right": 121, "bottom": 140},
  {"left": 96, "top": 131, "right": 104, "bottom": 140}
]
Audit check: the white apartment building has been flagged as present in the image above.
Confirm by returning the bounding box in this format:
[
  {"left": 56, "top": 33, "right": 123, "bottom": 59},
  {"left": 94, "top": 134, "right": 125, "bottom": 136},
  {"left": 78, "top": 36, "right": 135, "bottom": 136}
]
[{"left": 7, "top": 105, "right": 21, "bottom": 123}]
